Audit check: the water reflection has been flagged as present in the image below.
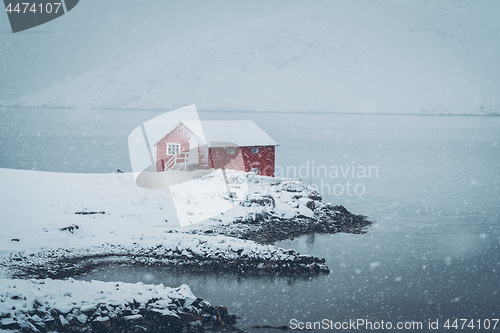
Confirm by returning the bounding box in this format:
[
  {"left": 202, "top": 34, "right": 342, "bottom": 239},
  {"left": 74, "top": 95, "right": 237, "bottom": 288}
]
[
  {"left": 78, "top": 263, "right": 324, "bottom": 287},
  {"left": 306, "top": 232, "right": 316, "bottom": 245}
]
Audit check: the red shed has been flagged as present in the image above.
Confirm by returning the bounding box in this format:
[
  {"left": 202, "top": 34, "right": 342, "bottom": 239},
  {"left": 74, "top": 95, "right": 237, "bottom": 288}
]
[{"left": 155, "top": 120, "right": 278, "bottom": 177}]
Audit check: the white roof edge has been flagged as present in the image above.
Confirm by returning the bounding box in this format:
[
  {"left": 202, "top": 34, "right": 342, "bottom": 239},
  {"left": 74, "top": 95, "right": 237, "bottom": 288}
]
[{"left": 175, "top": 120, "right": 279, "bottom": 147}]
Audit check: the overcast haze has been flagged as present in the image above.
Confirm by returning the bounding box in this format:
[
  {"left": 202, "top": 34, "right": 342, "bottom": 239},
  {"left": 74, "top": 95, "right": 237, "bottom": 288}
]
[
  {"left": 1, "top": 0, "right": 500, "bottom": 114},
  {"left": 0, "top": 0, "right": 303, "bottom": 101}
]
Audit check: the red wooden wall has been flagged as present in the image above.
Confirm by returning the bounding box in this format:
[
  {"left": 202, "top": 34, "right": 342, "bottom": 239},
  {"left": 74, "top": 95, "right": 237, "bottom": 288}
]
[
  {"left": 155, "top": 123, "right": 192, "bottom": 172},
  {"left": 209, "top": 146, "right": 275, "bottom": 177},
  {"left": 156, "top": 123, "right": 276, "bottom": 176}
]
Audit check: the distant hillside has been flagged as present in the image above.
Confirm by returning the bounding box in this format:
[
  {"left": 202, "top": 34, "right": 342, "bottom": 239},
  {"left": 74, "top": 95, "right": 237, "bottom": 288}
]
[{"left": 7, "top": 0, "right": 500, "bottom": 114}]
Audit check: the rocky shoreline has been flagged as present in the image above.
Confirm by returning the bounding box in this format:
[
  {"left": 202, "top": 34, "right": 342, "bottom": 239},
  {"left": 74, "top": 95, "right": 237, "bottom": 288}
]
[
  {"left": 0, "top": 279, "right": 243, "bottom": 333},
  {"left": 3, "top": 242, "right": 329, "bottom": 281},
  {"left": 190, "top": 174, "right": 371, "bottom": 244},
  {"left": 196, "top": 204, "right": 370, "bottom": 244},
  {"left": 1, "top": 173, "right": 371, "bottom": 332},
  {"left": 1, "top": 204, "right": 370, "bottom": 332}
]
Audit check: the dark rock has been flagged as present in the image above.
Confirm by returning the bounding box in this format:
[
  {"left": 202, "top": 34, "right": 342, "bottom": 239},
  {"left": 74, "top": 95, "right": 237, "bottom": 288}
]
[
  {"left": 252, "top": 324, "right": 289, "bottom": 330},
  {"left": 305, "top": 200, "right": 315, "bottom": 211},
  {"left": 75, "top": 211, "right": 105, "bottom": 215},
  {"left": 0, "top": 318, "right": 20, "bottom": 330},
  {"left": 241, "top": 194, "right": 275, "bottom": 208},
  {"left": 60, "top": 225, "right": 79, "bottom": 233}
]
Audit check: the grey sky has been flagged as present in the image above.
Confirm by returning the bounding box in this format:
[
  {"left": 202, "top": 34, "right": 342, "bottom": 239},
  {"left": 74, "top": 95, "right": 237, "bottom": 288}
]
[{"left": 0, "top": 0, "right": 305, "bottom": 101}]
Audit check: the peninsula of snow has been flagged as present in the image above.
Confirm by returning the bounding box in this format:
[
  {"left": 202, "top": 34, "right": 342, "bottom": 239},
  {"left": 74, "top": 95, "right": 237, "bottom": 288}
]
[{"left": 0, "top": 167, "right": 370, "bottom": 332}]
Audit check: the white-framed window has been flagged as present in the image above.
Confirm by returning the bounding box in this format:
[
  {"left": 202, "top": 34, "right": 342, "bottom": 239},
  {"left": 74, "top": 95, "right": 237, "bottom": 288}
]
[
  {"left": 167, "top": 143, "right": 181, "bottom": 155},
  {"left": 251, "top": 147, "right": 259, "bottom": 154},
  {"left": 251, "top": 167, "right": 259, "bottom": 173},
  {"left": 227, "top": 147, "right": 235, "bottom": 155}
]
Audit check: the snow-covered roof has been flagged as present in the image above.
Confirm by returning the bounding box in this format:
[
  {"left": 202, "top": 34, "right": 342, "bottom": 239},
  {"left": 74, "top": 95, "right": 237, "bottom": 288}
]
[{"left": 178, "top": 120, "right": 278, "bottom": 147}]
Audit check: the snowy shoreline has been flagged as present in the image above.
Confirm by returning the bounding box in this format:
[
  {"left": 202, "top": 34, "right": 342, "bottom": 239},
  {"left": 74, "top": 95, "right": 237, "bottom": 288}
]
[
  {"left": 0, "top": 168, "right": 370, "bottom": 332},
  {"left": 0, "top": 278, "right": 240, "bottom": 332},
  {"left": 3, "top": 234, "right": 330, "bottom": 280}
]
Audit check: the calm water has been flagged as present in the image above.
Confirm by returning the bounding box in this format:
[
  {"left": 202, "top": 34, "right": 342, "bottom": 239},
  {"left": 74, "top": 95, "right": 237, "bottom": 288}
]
[{"left": 1, "top": 108, "right": 499, "bottom": 332}]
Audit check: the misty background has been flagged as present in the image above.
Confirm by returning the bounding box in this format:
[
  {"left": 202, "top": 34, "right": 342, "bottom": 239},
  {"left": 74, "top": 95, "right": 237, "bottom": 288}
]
[
  {"left": 1, "top": 0, "right": 500, "bottom": 114},
  {"left": 0, "top": 0, "right": 302, "bottom": 101}
]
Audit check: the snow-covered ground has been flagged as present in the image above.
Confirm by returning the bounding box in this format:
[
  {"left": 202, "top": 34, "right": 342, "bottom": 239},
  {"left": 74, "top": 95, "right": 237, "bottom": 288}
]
[
  {"left": 0, "top": 168, "right": 325, "bottom": 260},
  {"left": 168, "top": 168, "right": 320, "bottom": 226},
  {"left": 0, "top": 279, "right": 212, "bottom": 332},
  {"left": 4, "top": 1, "right": 500, "bottom": 114},
  {"left": 0, "top": 168, "right": 178, "bottom": 259},
  {"left": 0, "top": 167, "right": 342, "bottom": 280},
  {"left": 0, "top": 167, "right": 340, "bottom": 330}
]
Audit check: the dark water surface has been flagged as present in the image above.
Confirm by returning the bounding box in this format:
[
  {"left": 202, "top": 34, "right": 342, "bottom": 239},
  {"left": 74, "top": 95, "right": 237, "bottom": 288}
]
[{"left": 1, "top": 108, "right": 499, "bottom": 332}]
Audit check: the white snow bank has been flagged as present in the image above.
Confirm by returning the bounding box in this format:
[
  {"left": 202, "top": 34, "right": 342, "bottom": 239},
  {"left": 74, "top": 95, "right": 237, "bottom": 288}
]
[
  {"left": 0, "top": 168, "right": 179, "bottom": 260},
  {"left": 0, "top": 278, "right": 209, "bottom": 331},
  {"left": 0, "top": 278, "right": 195, "bottom": 318},
  {"left": 0, "top": 168, "right": 318, "bottom": 261},
  {"left": 0, "top": 168, "right": 325, "bottom": 279},
  {"left": 169, "top": 168, "right": 248, "bottom": 227},
  {"left": 169, "top": 169, "right": 317, "bottom": 226}
]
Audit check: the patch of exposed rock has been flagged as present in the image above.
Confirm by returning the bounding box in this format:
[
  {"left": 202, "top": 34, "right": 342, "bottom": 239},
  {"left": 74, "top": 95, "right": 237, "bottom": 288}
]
[{"left": 195, "top": 177, "right": 371, "bottom": 243}]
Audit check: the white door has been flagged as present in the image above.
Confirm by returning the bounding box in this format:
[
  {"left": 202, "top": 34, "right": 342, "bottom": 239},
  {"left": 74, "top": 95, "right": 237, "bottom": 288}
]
[{"left": 187, "top": 140, "right": 200, "bottom": 165}]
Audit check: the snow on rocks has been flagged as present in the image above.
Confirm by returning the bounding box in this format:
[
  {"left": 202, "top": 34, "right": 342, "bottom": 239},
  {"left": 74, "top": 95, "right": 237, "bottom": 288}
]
[
  {"left": 0, "top": 168, "right": 367, "bottom": 279},
  {"left": 192, "top": 173, "right": 371, "bottom": 243},
  {"left": 0, "top": 168, "right": 370, "bottom": 332},
  {"left": 168, "top": 170, "right": 324, "bottom": 227},
  {"left": 2, "top": 233, "right": 329, "bottom": 280},
  {"left": 0, "top": 278, "right": 237, "bottom": 332}
]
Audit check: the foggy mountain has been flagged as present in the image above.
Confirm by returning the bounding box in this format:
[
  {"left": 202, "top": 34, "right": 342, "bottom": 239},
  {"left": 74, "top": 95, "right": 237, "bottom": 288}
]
[{"left": 8, "top": 0, "right": 500, "bottom": 114}]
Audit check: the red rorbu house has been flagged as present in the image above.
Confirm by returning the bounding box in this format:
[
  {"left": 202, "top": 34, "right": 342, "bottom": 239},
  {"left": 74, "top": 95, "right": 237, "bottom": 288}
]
[{"left": 154, "top": 120, "right": 279, "bottom": 177}]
